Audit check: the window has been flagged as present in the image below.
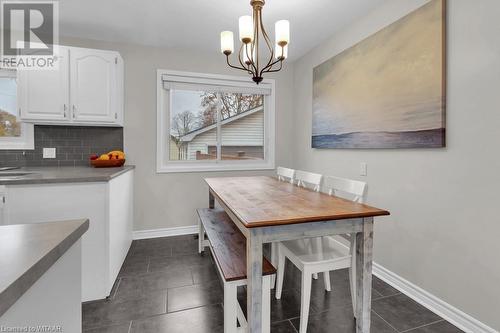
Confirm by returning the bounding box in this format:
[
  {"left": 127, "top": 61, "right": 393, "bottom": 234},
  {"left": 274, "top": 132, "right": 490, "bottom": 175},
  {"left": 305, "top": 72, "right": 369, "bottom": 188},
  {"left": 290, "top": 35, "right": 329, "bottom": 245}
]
[
  {"left": 0, "top": 69, "right": 34, "bottom": 150},
  {"left": 157, "top": 70, "right": 275, "bottom": 173}
]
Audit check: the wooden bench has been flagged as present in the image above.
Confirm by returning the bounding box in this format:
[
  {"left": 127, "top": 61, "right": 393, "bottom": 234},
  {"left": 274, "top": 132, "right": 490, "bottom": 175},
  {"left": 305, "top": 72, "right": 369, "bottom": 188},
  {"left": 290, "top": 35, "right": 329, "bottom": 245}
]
[{"left": 197, "top": 208, "right": 276, "bottom": 333}]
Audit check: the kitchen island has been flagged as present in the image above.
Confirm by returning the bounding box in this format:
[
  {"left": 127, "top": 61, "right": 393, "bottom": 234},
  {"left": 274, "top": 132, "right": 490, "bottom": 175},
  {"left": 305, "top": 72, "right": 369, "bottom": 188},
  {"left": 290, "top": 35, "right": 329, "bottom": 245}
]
[
  {"left": 0, "top": 219, "right": 89, "bottom": 332},
  {"left": 0, "top": 166, "right": 134, "bottom": 301}
]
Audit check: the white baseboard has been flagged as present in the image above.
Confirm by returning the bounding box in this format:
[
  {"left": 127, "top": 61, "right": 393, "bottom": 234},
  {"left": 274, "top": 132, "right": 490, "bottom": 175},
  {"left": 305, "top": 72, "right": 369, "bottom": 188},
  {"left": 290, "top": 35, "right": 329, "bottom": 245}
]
[
  {"left": 373, "top": 263, "right": 498, "bottom": 333},
  {"left": 132, "top": 225, "right": 198, "bottom": 240}
]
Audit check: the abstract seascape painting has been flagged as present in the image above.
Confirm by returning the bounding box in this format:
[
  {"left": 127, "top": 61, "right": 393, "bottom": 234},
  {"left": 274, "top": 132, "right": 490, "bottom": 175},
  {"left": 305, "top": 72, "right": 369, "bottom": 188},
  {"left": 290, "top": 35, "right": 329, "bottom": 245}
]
[{"left": 312, "top": 0, "right": 446, "bottom": 149}]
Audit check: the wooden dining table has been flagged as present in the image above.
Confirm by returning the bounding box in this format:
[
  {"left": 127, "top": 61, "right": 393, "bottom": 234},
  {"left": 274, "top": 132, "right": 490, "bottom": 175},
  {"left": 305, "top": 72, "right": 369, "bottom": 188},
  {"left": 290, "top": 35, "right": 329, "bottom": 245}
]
[{"left": 205, "top": 176, "right": 390, "bottom": 333}]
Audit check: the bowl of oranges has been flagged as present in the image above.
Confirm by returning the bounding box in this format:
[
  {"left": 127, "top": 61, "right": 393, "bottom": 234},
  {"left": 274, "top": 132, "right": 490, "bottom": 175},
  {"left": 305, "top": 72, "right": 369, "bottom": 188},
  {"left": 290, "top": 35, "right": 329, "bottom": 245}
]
[{"left": 90, "top": 150, "right": 126, "bottom": 168}]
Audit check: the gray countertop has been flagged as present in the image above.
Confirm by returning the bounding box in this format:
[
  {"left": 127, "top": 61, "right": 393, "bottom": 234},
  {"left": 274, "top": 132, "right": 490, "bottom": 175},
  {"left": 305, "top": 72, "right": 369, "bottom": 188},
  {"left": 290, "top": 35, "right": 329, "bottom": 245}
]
[
  {"left": 0, "top": 165, "right": 135, "bottom": 185},
  {"left": 0, "top": 219, "right": 89, "bottom": 317}
]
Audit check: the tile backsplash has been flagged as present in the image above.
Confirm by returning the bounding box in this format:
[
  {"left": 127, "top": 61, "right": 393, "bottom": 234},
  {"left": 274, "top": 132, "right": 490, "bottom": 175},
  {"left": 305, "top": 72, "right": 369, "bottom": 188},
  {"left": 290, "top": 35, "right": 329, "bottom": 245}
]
[{"left": 0, "top": 125, "right": 123, "bottom": 167}]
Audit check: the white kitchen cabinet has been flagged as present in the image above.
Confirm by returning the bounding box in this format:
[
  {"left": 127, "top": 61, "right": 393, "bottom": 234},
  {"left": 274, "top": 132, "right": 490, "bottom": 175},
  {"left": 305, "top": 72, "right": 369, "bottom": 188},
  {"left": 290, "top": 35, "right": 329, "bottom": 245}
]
[
  {"left": 18, "top": 47, "right": 70, "bottom": 122},
  {"left": 3, "top": 169, "right": 134, "bottom": 301},
  {"left": 18, "top": 46, "right": 124, "bottom": 127},
  {"left": 70, "top": 48, "right": 120, "bottom": 124}
]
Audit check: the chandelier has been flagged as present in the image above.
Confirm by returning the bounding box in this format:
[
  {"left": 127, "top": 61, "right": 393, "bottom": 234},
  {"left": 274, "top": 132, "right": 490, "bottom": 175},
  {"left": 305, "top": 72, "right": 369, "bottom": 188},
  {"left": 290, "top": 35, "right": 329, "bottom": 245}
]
[{"left": 220, "top": 0, "right": 289, "bottom": 84}]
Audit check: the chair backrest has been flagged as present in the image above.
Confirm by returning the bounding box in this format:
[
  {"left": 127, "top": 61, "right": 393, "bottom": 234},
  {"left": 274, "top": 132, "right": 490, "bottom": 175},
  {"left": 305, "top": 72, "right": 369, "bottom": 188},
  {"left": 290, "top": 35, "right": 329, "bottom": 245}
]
[
  {"left": 295, "top": 170, "right": 322, "bottom": 192},
  {"left": 276, "top": 166, "right": 295, "bottom": 183},
  {"left": 322, "top": 175, "right": 367, "bottom": 203}
]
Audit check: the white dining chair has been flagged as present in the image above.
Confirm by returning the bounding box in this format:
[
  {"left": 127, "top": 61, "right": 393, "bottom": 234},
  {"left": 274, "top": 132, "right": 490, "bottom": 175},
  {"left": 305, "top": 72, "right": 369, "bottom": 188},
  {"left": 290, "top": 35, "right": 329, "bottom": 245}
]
[
  {"left": 294, "top": 170, "right": 322, "bottom": 192},
  {"left": 276, "top": 166, "right": 295, "bottom": 183},
  {"left": 293, "top": 170, "right": 323, "bottom": 280},
  {"left": 275, "top": 175, "right": 367, "bottom": 333}
]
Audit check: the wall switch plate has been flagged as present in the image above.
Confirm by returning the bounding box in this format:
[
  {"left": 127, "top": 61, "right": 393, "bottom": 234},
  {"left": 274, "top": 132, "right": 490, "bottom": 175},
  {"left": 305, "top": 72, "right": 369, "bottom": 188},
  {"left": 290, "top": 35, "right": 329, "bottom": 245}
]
[
  {"left": 43, "top": 148, "right": 56, "bottom": 159},
  {"left": 360, "top": 162, "right": 367, "bottom": 176}
]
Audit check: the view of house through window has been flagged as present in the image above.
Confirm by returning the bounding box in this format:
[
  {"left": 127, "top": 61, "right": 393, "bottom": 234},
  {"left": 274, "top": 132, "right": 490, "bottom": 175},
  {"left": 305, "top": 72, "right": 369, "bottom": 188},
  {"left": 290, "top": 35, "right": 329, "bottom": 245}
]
[
  {"left": 169, "top": 90, "right": 264, "bottom": 161},
  {"left": 0, "top": 72, "right": 21, "bottom": 138}
]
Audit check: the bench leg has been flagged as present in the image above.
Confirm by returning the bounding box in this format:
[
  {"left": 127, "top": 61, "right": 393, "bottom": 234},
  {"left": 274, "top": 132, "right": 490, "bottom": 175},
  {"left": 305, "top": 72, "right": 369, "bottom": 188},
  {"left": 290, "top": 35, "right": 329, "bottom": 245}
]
[
  {"left": 262, "top": 276, "right": 271, "bottom": 333},
  {"left": 224, "top": 282, "right": 238, "bottom": 333},
  {"left": 198, "top": 218, "right": 204, "bottom": 254}
]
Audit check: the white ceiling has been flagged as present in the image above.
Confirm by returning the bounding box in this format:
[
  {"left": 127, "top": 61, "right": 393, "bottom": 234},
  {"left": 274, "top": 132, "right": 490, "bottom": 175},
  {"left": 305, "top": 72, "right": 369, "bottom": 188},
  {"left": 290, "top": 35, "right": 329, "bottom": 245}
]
[{"left": 59, "top": 0, "right": 387, "bottom": 61}]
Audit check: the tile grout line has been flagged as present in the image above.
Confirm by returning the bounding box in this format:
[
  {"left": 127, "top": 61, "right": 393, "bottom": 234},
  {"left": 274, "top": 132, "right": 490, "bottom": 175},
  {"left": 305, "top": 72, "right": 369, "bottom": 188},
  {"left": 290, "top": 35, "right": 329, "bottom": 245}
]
[
  {"left": 286, "top": 317, "right": 300, "bottom": 332},
  {"left": 400, "top": 319, "right": 445, "bottom": 333},
  {"left": 166, "top": 303, "right": 222, "bottom": 315},
  {"left": 371, "top": 309, "right": 399, "bottom": 332},
  {"left": 371, "top": 292, "right": 402, "bottom": 302}
]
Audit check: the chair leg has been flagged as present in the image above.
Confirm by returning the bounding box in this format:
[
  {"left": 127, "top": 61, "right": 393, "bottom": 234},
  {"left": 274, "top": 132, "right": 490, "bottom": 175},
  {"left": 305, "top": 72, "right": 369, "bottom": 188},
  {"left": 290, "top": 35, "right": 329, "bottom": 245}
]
[
  {"left": 198, "top": 219, "right": 204, "bottom": 254},
  {"left": 299, "top": 270, "right": 312, "bottom": 333},
  {"left": 275, "top": 245, "right": 286, "bottom": 299},
  {"left": 349, "top": 234, "right": 357, "bottom": 317},
  {"left": 236, "top": 301, "right": 247, "bottom": 330},
  {"left": 323, "top": 271, "right": 331, "bottom": 292},
  {"left": 271, "top": 242, "right": 277, "bottom": 288},
  {"left": 262, "top": 276, "right": 271, "bottom": 333},
  {"left": 349, "top": 265, "right": 356, "bottom": 318},
  {"left": 223, "top": 282, "right": 238, "bottom": 333},
  {"left": 311, "top": 238, "right": 322, "bottom": 280}
]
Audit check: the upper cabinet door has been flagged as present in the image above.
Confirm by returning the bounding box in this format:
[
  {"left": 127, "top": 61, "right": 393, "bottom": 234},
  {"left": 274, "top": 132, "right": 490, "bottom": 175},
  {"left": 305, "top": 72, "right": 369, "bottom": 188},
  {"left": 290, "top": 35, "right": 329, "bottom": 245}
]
[
  {"left": 70, "top": 48, "right": 117, "bottom": 123},
  {"left": 18, "top": 47, "right": 70, "bottom": 121}
]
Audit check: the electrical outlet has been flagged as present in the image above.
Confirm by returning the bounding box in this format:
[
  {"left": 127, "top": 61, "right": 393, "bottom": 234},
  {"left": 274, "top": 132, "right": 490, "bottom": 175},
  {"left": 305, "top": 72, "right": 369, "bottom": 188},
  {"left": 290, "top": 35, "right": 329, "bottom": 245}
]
[
  {"left": 43, "top": 148, "right": 56, "bottom": 159},
  {"left": 360, "top": 162, "right": 367, "bottom": 176}
]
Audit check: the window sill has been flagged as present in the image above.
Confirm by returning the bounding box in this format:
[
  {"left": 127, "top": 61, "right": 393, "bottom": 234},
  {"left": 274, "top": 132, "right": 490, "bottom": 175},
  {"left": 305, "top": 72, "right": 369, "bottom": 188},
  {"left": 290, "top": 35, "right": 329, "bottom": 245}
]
[{"left": 156, "top": 161, "right": 275, "bottom": 173}]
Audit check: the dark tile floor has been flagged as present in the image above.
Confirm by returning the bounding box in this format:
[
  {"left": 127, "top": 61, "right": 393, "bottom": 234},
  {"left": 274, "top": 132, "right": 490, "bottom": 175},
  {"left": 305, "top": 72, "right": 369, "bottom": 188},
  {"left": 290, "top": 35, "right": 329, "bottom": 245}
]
[{"left": 83, "top": 235, "right": 464, "bottom": 333}]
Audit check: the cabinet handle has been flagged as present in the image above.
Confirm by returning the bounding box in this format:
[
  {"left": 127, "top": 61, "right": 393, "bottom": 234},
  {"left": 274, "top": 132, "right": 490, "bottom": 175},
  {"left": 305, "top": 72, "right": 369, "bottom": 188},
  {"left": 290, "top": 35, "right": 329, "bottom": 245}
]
[
  {"left": 63, "top": 104, "right": 67, "bottom": 117},
  {"left": 115, "top": 113, "right": 117, "bottom": 119},
  {"left": 72, "top": 105, "right": 76, "bottom": 118}
]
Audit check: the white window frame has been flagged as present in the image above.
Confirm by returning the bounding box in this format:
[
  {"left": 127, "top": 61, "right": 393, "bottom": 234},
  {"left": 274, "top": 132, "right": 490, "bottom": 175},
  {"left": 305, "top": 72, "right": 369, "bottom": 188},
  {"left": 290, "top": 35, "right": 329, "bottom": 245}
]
[
  {"left": 0, "top": 69, "right": 34, "bottom": 150},
  {"left": 156, "top": 69, "right": 275, "bottom": 173}
]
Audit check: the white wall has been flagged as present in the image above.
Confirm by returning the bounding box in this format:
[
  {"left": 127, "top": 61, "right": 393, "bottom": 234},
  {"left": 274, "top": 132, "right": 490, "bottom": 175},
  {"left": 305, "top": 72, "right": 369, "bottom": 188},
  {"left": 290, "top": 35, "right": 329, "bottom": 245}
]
[
  {"left": 60, "top": 37, "right": 294, "bottom": 231},
  {"left": 291, "top": 0, "right": 500, "bottom": 330}
]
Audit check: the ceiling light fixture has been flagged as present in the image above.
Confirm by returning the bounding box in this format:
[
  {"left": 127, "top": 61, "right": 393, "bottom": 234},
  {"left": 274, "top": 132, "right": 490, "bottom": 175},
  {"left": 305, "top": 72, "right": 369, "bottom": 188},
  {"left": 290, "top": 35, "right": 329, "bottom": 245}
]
[{"left": 220, "top": 0, "right": 289, "bottom": 84}]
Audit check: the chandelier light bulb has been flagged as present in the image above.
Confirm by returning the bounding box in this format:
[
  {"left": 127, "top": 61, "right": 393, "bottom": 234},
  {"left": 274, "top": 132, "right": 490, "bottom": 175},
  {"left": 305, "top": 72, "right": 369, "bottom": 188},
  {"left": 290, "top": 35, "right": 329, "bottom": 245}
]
[
  {"left": 220, "top": 31, "right": 234, "bottom": 55},
  {"left": 239, "top": 16, "right": 254, "bottom": 43},
  {"left": 275, "top": 20, "right": 290, "bottom": 46}
]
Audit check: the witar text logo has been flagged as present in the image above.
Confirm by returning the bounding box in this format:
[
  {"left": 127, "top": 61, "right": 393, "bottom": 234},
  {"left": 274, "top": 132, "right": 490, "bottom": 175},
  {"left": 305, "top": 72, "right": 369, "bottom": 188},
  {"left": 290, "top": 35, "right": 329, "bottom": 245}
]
[{"left": 1, "top": 1, "right": 59, "bottom": 70}]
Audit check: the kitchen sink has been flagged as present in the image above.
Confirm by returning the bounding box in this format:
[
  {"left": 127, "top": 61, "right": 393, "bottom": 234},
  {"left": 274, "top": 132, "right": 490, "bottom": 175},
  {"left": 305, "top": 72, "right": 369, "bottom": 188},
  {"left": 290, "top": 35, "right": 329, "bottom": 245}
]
[
  {"left": 0, "top": 166, "right": 20, "bottom": 171},
  {"left": 0, "top": 172, "right": 37, "bottom": 180}
]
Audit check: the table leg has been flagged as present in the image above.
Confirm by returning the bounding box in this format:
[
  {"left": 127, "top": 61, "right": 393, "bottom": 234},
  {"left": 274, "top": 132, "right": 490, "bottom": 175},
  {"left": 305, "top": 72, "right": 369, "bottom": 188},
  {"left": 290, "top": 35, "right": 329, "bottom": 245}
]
[
  {"left": 247, "top": 230, "right": 264, "bottom": 333},
  {"left": 355, "top": 217, "right": 374, "bottom": 333},
  {"left": 209, "top": 191, "right": 215, "bottom": 209}
]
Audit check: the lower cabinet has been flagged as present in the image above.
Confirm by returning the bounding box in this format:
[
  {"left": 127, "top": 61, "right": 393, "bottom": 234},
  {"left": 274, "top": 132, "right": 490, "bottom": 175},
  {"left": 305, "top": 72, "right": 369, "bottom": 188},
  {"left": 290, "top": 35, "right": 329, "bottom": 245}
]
[{"left": 3, "top": 169, "right": 134, "bottom": 302}]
